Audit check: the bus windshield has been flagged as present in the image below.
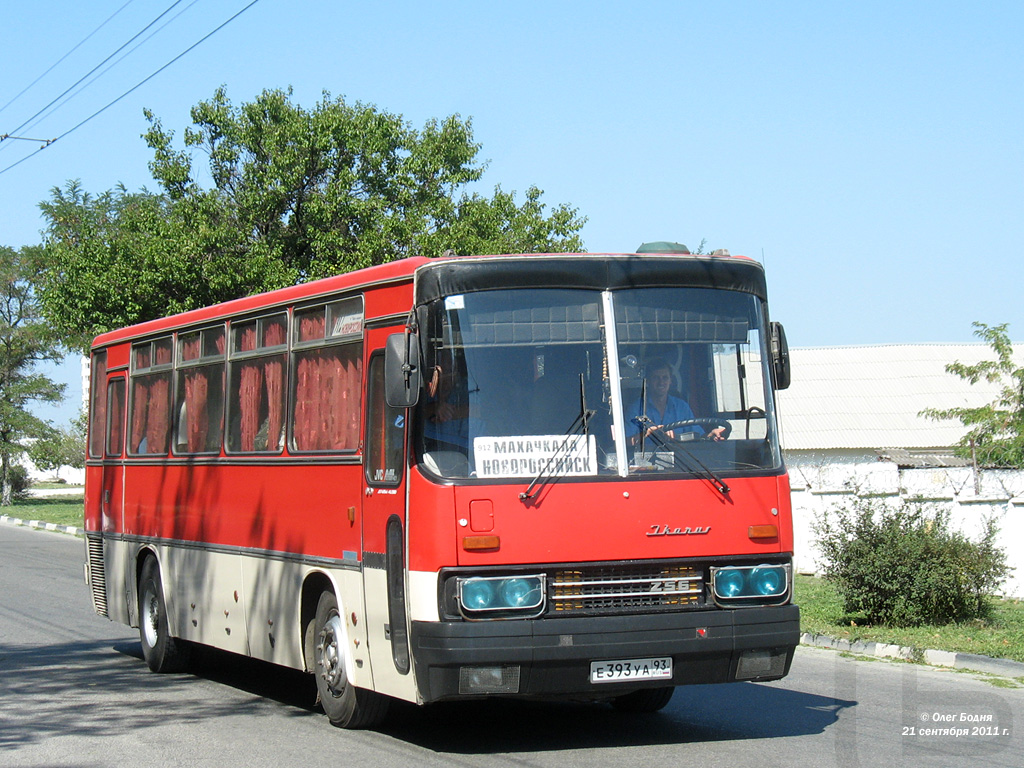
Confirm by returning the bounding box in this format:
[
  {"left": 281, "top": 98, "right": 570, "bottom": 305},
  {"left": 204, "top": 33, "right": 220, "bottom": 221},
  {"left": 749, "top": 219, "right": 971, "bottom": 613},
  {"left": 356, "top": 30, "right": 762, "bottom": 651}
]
[{"left": 416, "top": 286, "right": 782, "bottom": 480}]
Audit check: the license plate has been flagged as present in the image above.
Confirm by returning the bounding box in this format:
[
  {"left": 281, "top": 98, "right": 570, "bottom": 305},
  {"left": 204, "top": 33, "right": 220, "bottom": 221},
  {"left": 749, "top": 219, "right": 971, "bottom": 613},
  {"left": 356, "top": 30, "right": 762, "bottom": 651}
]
[{"left": 590, "top": 657, "right": 673, "bottom": 684}]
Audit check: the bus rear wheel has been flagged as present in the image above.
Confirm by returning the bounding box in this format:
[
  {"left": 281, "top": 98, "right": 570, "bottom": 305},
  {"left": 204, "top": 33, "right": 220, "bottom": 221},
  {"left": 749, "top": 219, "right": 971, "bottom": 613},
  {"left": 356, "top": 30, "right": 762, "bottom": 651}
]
[
  {"left": 138, "top": 556, "right": 190, "bottom": 673},
  {"left": 313, "top": 591, "right": 389, "bottom": 729}
]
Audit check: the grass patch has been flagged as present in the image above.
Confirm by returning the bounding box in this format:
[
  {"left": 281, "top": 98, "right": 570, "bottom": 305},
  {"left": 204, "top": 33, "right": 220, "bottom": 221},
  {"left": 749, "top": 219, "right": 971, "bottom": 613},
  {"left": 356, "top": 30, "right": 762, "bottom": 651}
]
[
  {"left": 3, "top": 496, "right": 85, "bottom": 528},
  {"left": 796, "top": 574, "right": 1024, "bottom": 664}
]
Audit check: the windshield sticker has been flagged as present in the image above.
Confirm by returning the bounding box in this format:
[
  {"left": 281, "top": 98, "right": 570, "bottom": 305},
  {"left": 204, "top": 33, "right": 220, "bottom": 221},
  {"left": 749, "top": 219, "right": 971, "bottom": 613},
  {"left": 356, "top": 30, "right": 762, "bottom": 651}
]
[
  {"left": 444, "top": 294, "right": 465, "bottom": 310},
  {"left": 473, "top": 435, "right": 597, "bottom": 478}
]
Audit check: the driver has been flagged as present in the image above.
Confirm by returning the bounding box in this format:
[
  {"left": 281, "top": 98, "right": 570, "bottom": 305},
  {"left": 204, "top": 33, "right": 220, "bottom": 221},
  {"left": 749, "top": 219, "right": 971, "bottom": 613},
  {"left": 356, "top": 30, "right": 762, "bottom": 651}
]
[{"left": 626, "top": 358, "right": 725, "bottom": 443}]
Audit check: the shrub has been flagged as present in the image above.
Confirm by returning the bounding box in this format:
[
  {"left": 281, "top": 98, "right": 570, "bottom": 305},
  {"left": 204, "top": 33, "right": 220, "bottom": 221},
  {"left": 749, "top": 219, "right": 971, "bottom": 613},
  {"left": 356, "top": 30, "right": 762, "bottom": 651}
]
[
  {"left": 813, "top": 497, "right": 1009, "bottom": 627},
  {"left": 6, "top": 464, "right": 31, "bottom": 500}
]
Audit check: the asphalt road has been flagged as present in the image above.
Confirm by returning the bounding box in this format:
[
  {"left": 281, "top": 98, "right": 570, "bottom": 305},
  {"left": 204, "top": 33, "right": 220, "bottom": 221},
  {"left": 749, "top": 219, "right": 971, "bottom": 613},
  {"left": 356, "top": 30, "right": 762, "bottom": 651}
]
[{"left": 1, "top": 522, "right": 1021, "bottom": 768}]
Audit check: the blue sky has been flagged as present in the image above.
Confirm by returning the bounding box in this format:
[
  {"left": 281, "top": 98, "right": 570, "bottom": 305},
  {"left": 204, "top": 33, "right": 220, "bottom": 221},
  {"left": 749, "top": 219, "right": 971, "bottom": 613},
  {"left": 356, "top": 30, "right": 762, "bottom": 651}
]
[{"left": 2, "top": 1, "right": 1022, "bottom": 425}]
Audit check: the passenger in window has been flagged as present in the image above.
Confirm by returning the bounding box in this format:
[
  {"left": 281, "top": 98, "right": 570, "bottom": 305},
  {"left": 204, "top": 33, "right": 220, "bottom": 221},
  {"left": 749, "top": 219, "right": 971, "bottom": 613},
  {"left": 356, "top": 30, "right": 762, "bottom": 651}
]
[
  {"left": 626, "top": 358, "right": 725, "bottom": 443},
  {"left": 422, "top": 364, "right": 470, "bottom": 451}
]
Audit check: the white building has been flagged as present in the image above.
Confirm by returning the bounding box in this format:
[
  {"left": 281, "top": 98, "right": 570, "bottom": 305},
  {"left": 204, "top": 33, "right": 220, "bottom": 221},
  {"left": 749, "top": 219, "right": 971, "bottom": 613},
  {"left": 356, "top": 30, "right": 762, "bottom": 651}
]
[{"left": 778, "top": 344, "right": 1024, "bottom": 597}]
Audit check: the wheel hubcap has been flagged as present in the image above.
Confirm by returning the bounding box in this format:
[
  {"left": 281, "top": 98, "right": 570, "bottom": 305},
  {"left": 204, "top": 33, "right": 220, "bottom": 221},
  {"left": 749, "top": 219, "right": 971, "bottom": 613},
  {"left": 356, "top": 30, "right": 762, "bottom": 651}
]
[
  {"left": 318, "top": 613, "right": 347, "bottom": 694},
  {"left": 142, "top": 588, "right": 159, "bottom": 648}
]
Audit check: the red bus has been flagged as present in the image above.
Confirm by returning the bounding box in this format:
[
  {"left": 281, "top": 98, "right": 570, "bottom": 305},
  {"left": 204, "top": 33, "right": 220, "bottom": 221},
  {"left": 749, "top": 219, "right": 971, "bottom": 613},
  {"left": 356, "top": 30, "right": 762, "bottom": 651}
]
[{"left": 84, "top": 248, "right": 797, "bottom": 728}]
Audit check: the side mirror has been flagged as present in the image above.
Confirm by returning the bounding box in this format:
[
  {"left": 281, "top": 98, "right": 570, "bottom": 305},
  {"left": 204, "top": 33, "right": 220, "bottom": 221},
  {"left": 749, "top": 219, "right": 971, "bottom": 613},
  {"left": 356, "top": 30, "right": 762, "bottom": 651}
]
[
  {"left": 385, "top": 332, "right": 421, "bottom": 407},
  {"left": 770, "top": 322, "right": 791, "bottom": 390}
]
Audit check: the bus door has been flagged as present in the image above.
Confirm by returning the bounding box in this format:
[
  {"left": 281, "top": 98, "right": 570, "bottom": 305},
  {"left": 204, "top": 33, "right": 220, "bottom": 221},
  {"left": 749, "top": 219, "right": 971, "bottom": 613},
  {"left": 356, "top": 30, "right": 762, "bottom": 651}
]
[
  {"left": 101, "top": 374, "right": 127, "bottom": 532},
  {"left": 361, "top": 337, "right": 411, "bottom": 689}
]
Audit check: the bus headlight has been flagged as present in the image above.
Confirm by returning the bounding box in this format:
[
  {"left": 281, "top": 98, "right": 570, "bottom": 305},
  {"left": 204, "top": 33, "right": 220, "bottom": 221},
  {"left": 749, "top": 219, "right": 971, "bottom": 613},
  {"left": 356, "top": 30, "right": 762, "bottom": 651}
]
[
  {"left": 750, "top": 565, "right": 784, "bottom": 596},
  {"left": 715, "top": 568, "right": 746, "bottom": 598},
  {"left": 461, "top": 579, "right": 497, "bottom": 611},
  {"left": 457, "top": 575, "right": 545, "bottom": 618},
  {"left": 711, "top": 564, "right": 789, "bottom": 605}
]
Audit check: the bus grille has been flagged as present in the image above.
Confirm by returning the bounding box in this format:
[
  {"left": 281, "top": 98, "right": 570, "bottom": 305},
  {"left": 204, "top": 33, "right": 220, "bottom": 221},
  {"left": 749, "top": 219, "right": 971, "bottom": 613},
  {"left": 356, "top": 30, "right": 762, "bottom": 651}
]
[
  {"left": 86, "top": 534, "right": 108, "bottom": 617},
  {"left": 550, "top": 563, "right": 703, "bottom": 613}
]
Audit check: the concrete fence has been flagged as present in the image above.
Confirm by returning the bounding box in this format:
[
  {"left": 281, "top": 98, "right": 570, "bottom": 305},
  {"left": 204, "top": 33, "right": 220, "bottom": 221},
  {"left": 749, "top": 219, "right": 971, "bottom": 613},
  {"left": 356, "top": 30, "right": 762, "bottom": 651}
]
[{"left": 787, "top": 455, "right": 1024, "bottom": 598}]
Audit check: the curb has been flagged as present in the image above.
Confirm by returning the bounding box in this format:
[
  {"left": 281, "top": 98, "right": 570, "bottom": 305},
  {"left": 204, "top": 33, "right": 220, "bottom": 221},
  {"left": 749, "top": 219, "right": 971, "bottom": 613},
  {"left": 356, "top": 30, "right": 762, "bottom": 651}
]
[
  {"left": 801, "top": 632, "right": 1024, "bottom": 679},
  {"left": 0, "top": 514, "right": 83, "bottom": 537}
]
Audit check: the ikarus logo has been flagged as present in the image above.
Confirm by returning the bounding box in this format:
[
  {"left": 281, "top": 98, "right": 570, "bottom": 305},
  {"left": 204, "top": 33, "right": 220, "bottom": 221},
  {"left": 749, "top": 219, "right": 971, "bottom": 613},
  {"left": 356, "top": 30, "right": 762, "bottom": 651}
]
[{"left": 646, "top": 524, "right": 711, "bottom": 537}]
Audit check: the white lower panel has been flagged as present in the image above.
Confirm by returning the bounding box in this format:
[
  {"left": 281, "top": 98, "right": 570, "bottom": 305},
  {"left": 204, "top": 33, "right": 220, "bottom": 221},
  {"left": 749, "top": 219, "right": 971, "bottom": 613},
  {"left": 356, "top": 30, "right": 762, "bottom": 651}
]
[
  {"left": 98, "top": 537, "right": 421, "bottom": 703},
  {"left": 408, "top": 570, "right": 440, "bottom": 622}
]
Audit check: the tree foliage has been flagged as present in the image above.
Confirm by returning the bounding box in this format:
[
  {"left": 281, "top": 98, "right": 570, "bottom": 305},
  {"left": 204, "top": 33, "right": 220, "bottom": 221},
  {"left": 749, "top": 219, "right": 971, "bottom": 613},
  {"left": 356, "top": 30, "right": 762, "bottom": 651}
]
[
  {"left": 28, "top": 411, "right": 86, "bottom": 480},
  {"left": 38, "top": 88, "right": 586, "bottom": 351},
  {"left": 921, "top": 322, "right": 1024, "bottom": 468},
  {"left": 0, "top": 246, "right": 66, "bottom": 504}
]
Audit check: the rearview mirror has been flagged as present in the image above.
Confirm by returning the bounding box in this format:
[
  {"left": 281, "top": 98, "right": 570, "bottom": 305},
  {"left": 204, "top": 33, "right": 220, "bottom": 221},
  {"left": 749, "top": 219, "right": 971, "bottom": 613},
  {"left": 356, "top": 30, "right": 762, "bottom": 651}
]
[
  {"left": 770, "top": 322, "right": 791, "bottom": 390},
  {"left": 385, "top": 332, "right": 421, "bottom": 407}
]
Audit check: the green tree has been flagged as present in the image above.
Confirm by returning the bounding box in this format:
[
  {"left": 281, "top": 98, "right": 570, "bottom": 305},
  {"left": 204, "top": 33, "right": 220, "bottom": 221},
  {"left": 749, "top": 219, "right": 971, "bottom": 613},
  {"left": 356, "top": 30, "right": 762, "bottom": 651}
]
[
  {"left": 27, "top": 411, "right": 86, "bottom": 482},
  {"left": 38, "top": 88, "right": 585, "bottom": 350},
  {"left": 921, "top": 322, "right": 1024, "bottom": 468},
  {"left": 0, "top": 246, "right": 66, "bottom": 505}
]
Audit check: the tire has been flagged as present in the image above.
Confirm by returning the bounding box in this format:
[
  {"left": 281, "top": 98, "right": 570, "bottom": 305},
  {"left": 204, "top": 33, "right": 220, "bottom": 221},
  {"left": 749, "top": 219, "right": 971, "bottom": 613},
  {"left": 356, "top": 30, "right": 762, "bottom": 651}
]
[
  {"left": 138, "top": 556, "right": 190, "bottom": 673},
  {"left": 611, "top": 686, "right": 675, "bottom": 713},
  {"left": 313, "top": 591, "right": 390, "bottom": 729}
]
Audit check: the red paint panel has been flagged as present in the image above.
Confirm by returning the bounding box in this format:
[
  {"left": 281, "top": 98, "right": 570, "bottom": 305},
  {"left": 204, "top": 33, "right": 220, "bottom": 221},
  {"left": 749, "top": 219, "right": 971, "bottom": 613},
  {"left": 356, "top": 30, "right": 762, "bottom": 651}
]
[
  {"left": 449, "top": 475, "right": 789, "bottom": 568},
  {"left": 119, "top": 462, "right": 363, "bottom": 560}
]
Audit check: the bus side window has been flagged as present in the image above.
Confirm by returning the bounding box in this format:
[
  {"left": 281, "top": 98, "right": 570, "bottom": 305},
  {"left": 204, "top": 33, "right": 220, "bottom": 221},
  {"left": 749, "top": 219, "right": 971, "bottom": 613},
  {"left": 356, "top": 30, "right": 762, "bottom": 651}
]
[
  {"left": 176, "top": 327, "right": 226, "bottom": 454},
  {"left": 365, "top": 353, "right": 404, "bottom": 485},
  {"left": 227, "top": 316, "right": 287, "bottom": 454},
  {"left": 88, "top": 351, "right": 108, "bottom": 459},
  {"left": 106, "top": 379, "right": 126, "bottom": 457},
  {"left": 291, "top": 301, "right": 363, "bottom": 453},
  {"left": 129, "top": 338, "right": 173, "bottom": 455}
]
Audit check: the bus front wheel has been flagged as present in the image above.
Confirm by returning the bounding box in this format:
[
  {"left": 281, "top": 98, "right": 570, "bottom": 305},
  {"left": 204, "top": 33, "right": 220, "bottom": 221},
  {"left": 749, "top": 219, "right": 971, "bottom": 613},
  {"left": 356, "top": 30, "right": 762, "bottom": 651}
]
[
  {"left": 138, "top": 556, "right": 190, "bottom": 673},
  {"left": 313, "top": 591, "right": 389, "bottom": 729}
]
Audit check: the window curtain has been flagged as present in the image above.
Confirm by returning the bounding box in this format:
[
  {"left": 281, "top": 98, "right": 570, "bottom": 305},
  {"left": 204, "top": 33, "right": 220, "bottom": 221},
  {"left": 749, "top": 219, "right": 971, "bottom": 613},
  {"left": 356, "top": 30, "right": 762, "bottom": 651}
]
[
  {"left": 263, "top": 322, "right": 285, "bottom": 452},
  {"left": 236, "top": 325, "right": 285, "bottom": 452},
  {"left": 131, "top": 373, "right": 170, "bottom": 454},
  {"left": 107, "top": 382, "right": 124, "bottom": 456},
  {"left": 180, "top": 334, "right": 226, "bottom": 453},
  {"left": 294, "top": 343, "right": 361, "bottom": 451},
  {"left": 185, "top": 371, "right": 210, "bottom": 452},
  {"left": 89, "top": 354, "right": 108, "bottom": 458},
  {"left": 182, "top": 336, "right": 207, "bottom": 452}
]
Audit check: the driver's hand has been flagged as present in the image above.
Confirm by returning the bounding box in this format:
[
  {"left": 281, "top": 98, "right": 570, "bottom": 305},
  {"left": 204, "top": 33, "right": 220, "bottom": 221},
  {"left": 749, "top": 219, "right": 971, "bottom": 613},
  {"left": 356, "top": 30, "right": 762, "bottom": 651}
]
[{"left": 709, "top": 427, "right": 726, "bottom": 442}]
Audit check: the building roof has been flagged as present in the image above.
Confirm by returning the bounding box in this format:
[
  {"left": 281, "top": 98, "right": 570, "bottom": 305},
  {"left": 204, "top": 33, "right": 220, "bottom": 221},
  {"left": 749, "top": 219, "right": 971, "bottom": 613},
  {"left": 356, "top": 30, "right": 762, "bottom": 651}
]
[{"left": 777, "top": 343, "right": 1024, "bottom": 451}]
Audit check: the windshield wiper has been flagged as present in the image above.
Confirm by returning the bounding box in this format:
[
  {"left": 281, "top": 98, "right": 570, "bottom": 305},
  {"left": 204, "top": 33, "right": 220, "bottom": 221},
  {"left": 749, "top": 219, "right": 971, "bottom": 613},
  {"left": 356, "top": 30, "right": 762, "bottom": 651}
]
[
  {"left": 520, "top": 375, "right": 595, "bottom": 502},
  {"left": 632, "top": 415, "right": 731, "bottom": 496}
]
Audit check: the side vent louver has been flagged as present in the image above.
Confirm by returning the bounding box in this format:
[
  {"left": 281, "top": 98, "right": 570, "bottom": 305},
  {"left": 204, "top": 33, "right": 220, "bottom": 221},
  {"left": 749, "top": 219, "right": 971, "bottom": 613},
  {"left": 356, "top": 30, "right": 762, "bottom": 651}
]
[{"left": 86, "top": 534, "right": 108, "bottom": 617}]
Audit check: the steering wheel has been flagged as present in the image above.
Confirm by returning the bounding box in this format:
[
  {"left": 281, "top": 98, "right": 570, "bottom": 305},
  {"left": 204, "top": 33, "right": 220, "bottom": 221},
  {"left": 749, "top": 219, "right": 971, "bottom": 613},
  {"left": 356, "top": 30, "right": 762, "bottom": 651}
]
[{"left": 662, "top": 418, "right": 732, "bottom": 441}]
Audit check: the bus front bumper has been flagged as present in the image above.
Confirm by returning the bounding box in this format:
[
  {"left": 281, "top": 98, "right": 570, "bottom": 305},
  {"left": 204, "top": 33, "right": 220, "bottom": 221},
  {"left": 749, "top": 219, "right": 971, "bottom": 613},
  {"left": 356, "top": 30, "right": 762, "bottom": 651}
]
[{"left": 409, "top": 605, "right": 799, "bottom": 703}]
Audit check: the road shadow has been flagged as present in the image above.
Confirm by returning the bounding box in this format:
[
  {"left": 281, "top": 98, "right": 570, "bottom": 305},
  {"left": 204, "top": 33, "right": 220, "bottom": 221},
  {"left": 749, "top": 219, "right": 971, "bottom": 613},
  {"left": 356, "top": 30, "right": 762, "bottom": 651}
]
[
  {"left": 1, "top": 637, "right": 854, "bottom": 755},
  {"left": 0, "top": 638, "right": 316, "bottom": 754},
  {"left": 133, "top": 643, "right": 855, "bottom": 752},
  {"left": 377, "top": 681, "right": 855, "bottom": 753}
]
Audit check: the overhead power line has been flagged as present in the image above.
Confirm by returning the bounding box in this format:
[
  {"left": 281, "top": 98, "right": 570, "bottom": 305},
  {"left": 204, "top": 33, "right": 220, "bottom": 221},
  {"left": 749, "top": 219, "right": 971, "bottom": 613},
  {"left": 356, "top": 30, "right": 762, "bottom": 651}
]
[
  {"left": 0, "top": 1, "right": 136, "bottom": 119},
  {"left": 0, "top": 0, "right": 186, "bottom": 156},
  {"left": 0, "top": 134, "right": 55, "bottom": 146},
  {"left": 21, "top": 0, "right": 203, "bottom": 139},
  {"left": 0, "top": 0, "right": 262, "bottom": 178}
]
